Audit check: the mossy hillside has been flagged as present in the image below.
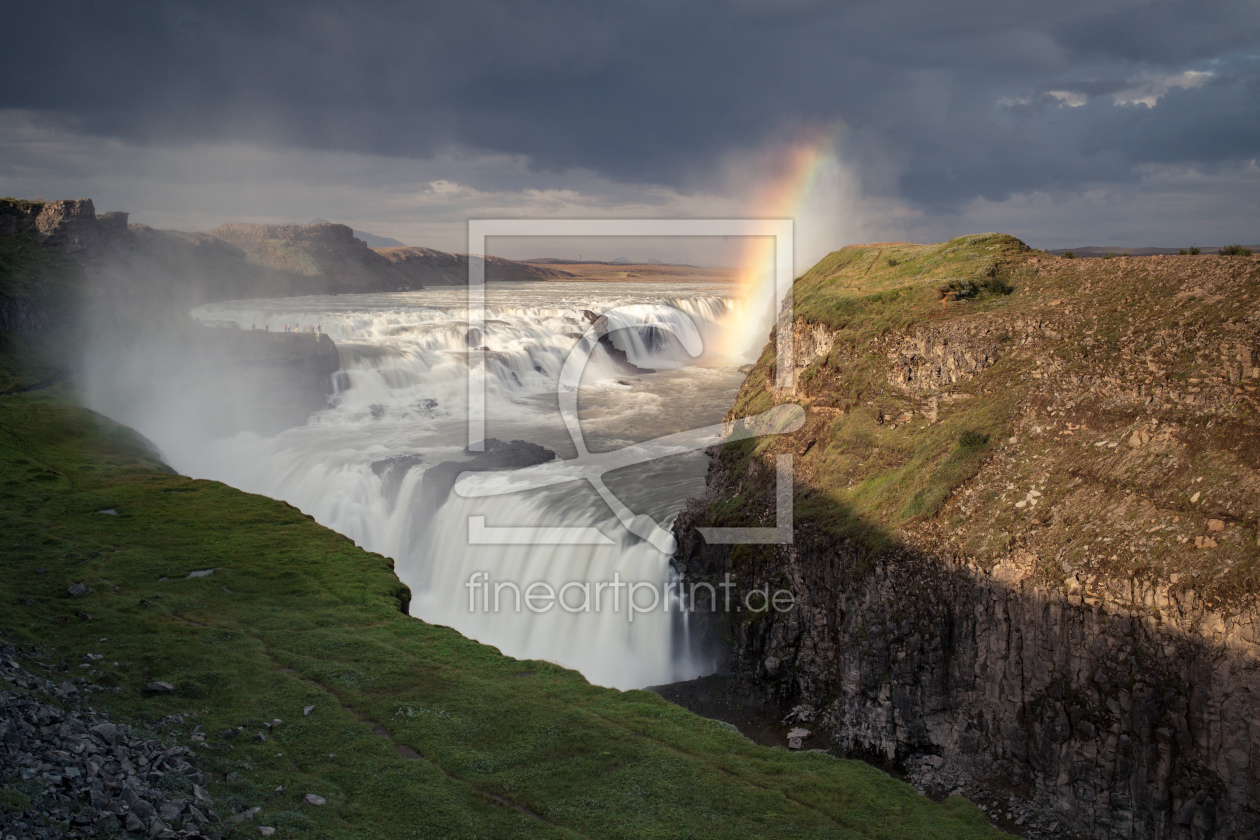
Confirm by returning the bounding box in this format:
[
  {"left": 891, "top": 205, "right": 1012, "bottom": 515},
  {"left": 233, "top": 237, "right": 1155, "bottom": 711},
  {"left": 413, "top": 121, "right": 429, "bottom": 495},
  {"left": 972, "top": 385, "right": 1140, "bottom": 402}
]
[
  {"left": 0, "top": 386, "right": 1008, "bottom": 839},
  {"left": 0, "top": 223, "right": 78, "bottom": 303},
  {"left": 707, "top": 243, "right": 1260, "bottom": 606},
  {"left": 0, "top": 228, "right": 84, "bottom": 392},
  {"left": 713, "top": 235, "right": 1029, "bottom": 548},
  {"left": 789, "top": 234, "right": 1029, "bottom": 333}
]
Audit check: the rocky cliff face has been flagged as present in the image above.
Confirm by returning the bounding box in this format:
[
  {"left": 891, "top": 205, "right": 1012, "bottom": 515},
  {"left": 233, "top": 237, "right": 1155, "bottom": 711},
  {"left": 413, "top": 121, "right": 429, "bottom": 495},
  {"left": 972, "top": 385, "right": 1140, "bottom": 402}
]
[
  {"left": 0, "top": 199, "right": 96, "bottom": 339},
  {"left": 0, "top": 198, "right": 115, "bottom": 252},
  {"left": 0, "top": 295, "right": 53, "bottom": 334},
  {"left": 675, "top": 238, "right": 1260, "bottom": 839}
]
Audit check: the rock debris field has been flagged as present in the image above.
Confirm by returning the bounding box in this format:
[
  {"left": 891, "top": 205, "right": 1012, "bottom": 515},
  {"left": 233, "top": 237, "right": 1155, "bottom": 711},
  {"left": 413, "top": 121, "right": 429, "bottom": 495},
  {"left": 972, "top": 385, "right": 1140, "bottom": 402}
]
[
  {"left": 1, "top": 640, "right": 326, "bottom": 839},
  {"left": 0, "top": 641, "right": 222, "bottom": 838}
]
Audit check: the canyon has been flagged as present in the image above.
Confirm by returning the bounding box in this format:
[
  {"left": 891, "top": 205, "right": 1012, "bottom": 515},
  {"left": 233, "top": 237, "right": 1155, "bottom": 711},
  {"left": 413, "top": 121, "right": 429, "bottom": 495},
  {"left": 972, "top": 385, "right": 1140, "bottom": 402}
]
[{"left": 8, "top": 196, "right": 1260, "bottom": 838}]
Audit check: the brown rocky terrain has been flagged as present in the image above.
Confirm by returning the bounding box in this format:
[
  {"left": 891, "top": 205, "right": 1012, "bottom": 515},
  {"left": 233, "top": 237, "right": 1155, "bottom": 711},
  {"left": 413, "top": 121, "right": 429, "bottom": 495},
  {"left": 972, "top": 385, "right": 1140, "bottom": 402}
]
[
  {"left": 518, "top": 260, "right": 737, "bottom": 283},
  {"left": 208, "top": 223, "right": 574, "bottom": 291},
  {"left": 674, "top": 236, "right": 1260, "bottom": 839},
  {"left": 204, "top": 223, "right": 411, "bottom": 293},
  {"left": 375, "top": 245, "right": 572, "bottom": 284}
]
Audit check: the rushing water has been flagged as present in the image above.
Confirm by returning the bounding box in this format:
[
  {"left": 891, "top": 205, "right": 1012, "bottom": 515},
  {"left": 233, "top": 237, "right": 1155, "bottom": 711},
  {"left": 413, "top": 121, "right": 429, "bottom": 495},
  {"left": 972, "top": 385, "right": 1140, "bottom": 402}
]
[{"left": 121, "top": 281, "right": 756, "bottom": 689}]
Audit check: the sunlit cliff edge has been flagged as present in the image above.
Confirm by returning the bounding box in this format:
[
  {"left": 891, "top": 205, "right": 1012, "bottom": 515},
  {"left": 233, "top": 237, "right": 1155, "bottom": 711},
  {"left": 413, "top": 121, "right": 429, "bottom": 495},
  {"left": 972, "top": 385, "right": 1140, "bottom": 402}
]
[{"left": 675, "top": 234, "right": 1260, "bottom": 837}]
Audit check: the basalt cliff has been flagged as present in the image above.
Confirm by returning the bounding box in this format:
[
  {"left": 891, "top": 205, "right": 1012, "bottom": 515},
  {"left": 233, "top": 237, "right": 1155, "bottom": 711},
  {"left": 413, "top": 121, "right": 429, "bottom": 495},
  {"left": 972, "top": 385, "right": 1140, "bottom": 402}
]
[{"left": 674, "top": 236, "right": 1260, "bottom": 839}]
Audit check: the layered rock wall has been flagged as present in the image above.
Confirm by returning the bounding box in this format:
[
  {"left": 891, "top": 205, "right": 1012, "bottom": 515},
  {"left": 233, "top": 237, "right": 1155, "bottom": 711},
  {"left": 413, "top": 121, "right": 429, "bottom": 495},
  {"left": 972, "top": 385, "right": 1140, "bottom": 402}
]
[{"left": 673, "top": 523, "right": 1260, "bottom": 838}]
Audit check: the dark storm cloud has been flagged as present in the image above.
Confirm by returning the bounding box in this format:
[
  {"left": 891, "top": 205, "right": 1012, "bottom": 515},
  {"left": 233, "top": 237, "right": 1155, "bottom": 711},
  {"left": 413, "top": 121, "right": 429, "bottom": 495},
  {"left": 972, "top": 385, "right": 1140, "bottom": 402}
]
[{"left": 3, "top": 0, "right": 1258, "bottom": 209}]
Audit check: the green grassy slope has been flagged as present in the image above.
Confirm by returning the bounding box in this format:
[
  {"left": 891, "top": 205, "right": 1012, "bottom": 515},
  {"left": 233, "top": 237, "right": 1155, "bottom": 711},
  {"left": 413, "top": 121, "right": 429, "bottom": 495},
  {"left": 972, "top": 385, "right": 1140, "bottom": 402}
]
[
  {"left": 0, "top": 385, "right": 1007, "bottom": 839},
  {"left": 705, "top": 237, "right": 1260, "bottom": 604},
  {"left": 715, "top": 234, "right": 1029, "bottom": 549}
]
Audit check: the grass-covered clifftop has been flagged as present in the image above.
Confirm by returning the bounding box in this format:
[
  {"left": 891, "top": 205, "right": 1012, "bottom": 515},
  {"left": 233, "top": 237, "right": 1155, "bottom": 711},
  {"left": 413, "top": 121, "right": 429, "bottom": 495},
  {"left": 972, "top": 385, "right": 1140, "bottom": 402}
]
[
  {"left": 708, "top": 233, "right": 1260, "bottom": 606},
  {"left": 672, "top": 236, "right": 1260, "bottom": 837}
]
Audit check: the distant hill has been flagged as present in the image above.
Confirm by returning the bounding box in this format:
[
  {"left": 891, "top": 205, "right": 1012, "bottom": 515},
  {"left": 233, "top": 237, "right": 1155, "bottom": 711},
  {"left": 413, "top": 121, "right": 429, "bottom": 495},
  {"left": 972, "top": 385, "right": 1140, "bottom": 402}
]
[
  {"left": 1049, "top": 245, "right": 1260, "bottom": 257},
  {"left": 523, "top": 257, "right": 700, "bottom": 268},
  {"left": 209, "top": 223, "right": 417, "bottom": 293},
  {"left": 209, "top": 223, "right": 570, "bottom": 291},
  {"left": 309, "top": 218, "right": 407, "bottom": 248},
  {"left": 374, "top": 247, "right": 573, "bottom": 284},
  {"left": 353, "top": 230, "right": 407, "bottom": 248}
]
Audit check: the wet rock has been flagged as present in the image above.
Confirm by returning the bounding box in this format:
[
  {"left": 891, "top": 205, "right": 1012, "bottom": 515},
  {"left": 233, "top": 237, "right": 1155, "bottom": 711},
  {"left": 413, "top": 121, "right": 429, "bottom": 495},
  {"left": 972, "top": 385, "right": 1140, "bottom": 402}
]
[
  {"left": 418, "top": 438, "right": 556, "bottom": 512},
  {"left": 596, "top": 333, "right": 655, "bottom": 375},
  {"left": 370, "top": 454, "right": 424, "bottom": 505}
]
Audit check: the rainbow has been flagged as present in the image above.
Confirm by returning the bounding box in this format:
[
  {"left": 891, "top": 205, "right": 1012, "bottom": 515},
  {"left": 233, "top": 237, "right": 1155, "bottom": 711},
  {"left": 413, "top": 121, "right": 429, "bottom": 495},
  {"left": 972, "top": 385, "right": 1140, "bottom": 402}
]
[{"left": 717, "top": 130, "right": 840, "bottom": 359}]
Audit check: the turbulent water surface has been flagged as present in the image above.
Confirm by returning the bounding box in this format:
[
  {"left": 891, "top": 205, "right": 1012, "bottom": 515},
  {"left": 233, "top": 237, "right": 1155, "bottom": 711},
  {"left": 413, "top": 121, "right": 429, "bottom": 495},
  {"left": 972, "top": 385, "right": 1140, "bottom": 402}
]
[{"left": 135, "top": 281, "right": 755, "bottom": 688}]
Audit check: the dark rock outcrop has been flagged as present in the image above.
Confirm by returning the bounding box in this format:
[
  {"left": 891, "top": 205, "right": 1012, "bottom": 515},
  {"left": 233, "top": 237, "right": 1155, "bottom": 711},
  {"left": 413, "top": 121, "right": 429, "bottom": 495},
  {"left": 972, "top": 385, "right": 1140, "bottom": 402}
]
[
  {"left": 371, "top": 454, "right": 425, "bottom": 507},
  {"left": 418, "top": 439, "right": 556, "bottom": 512},
  {"left": 183, "top": 327, "right": 342, "bottom": 436},
  {"left": 673, "top": 521, "right": 1259, "bottom": 839}
]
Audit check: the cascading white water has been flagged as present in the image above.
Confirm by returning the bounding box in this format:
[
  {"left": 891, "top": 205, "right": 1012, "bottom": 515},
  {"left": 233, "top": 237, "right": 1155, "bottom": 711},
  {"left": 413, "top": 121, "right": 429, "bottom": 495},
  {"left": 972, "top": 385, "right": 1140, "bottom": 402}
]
[{"left": 123, "top": 282, "right": 754, "bottom": 689}]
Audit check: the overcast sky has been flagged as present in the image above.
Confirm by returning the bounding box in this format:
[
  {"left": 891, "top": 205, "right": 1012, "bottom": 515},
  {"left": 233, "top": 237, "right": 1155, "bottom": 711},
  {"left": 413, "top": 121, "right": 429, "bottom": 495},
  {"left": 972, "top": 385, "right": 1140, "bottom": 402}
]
[{"left": 2, "top": 0, "right": 1257, "bottom": 263}]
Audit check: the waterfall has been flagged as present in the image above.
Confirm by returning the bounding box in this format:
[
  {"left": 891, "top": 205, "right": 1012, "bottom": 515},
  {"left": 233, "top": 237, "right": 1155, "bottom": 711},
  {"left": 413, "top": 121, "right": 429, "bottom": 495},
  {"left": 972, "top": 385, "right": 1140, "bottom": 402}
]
[{"left": 110, "top": 282, "right": 749, "bottom": 689}]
